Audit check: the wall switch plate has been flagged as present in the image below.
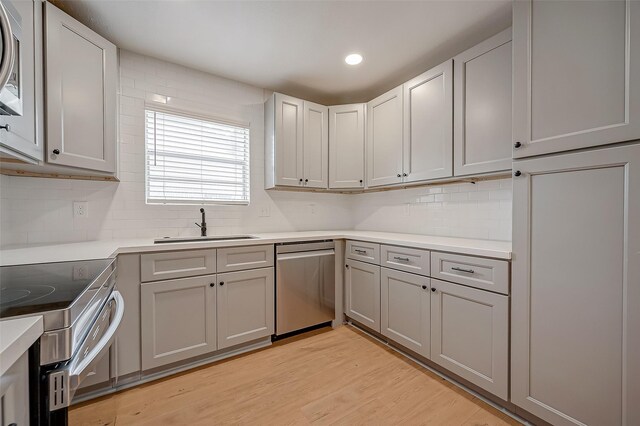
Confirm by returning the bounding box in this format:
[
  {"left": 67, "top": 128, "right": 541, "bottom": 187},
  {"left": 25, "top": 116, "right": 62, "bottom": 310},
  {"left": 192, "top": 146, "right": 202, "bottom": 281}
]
[
  {"left": 259, "top": 206, "right": 271, "bottom": 217},
  {"left": 73, "top": 201, "right": 89, "bottom": 218}
]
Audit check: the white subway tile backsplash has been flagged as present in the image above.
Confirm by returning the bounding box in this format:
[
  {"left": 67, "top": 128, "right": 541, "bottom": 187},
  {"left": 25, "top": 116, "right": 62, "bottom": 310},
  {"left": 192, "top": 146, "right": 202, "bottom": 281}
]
[
  {"left": 0, "top": 50, "right": 513, "bottom": 246},
  {"left": 352, "top": 179, "right": 512, "bottom": 241}
]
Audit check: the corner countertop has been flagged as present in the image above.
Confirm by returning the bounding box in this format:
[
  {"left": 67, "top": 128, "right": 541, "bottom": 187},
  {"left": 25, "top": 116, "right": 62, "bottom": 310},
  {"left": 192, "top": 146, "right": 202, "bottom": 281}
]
[
  {"left": 0, "top": 230, "right": 512, "bottom": 267},
  {"left": 0, "top": 316, "right": 43, "bottom": 376}
]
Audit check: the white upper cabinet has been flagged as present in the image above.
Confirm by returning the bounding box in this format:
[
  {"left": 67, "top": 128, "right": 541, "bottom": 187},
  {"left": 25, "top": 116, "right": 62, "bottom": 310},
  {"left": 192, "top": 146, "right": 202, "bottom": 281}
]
[
  {"left": 329, "top": 104, "right": 365, "bottom": 189},
  {"left": 265, "top": 93, "right": 328, "bottom": 189},
  {"left": 367, "top": 86, "right": 403, "bottom": 187},
  {"left": 271, "top": 93, "right": 303, "bottom": 187},
  {"left": 511, "top": 143, "right": 640, "bottom": 425},
  {"left": 44, "top": 2, "right": 117, "bottom": 173},
  {"left": 454, "top": 29, "right": 512, "bottom": 176},
  {"left": 513, "top": 0, "right": 640, "bottom": 158},
  {"left": 303, "top": 100, "right": 328, "bottom": 188},
  {"left": 0, "top": 0, "right": 44, "bottom": 163},
  {"left": 403, "top": 60, "right": 453, "bottom": 183}
]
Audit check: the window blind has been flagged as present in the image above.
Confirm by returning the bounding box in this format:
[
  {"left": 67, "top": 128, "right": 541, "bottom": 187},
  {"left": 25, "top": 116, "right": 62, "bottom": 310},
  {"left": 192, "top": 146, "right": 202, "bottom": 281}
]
[{"left": 145, "top": 109, "right": 250, "bottom": 205}]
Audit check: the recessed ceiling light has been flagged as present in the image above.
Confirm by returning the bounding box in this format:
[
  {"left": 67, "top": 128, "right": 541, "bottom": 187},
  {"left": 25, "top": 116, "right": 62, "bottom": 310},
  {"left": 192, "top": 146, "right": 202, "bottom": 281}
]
[{"left": 345, "top": 53, "right": 363, "bottom": 65}]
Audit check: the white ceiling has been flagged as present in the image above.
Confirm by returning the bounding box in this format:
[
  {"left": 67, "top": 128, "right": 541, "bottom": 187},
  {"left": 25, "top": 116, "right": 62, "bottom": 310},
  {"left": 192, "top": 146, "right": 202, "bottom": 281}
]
[{"left": 52, "top": 0, "right": 512, "bottom": 105}]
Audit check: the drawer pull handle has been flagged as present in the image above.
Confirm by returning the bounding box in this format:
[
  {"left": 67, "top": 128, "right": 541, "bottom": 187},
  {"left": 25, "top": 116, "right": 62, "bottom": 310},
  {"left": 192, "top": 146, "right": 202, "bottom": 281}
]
[
  {"left": 393, "top": 256, "right": 410, "bottom": 262},
  {"left": 354, "top": 249, "right": 367, "bottom": 254},
  {"left": 451, "top": 267, "right": 475, "bottom": 274}
]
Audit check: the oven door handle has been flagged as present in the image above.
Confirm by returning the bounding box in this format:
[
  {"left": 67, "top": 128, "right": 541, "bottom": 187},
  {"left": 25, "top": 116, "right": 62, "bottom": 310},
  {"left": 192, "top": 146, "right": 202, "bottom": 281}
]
[{"left": 68, "top": 290, "right": 124, "bottom": 390}]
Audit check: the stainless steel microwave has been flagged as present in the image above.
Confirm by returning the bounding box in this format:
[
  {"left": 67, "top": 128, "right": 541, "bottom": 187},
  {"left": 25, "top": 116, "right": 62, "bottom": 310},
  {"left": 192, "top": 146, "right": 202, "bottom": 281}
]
[{"left": 0, "top": 0, "right": 22, "bottom": 116}]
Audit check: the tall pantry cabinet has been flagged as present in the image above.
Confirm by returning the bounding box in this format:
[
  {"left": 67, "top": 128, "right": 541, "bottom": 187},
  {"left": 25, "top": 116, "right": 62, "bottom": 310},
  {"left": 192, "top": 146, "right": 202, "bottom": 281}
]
[
  {"left": 511, "top": 144, "right": 640, "bottom": 426},
  {"left": 510, "top": 1, "right": 640, "bottom": 425}
]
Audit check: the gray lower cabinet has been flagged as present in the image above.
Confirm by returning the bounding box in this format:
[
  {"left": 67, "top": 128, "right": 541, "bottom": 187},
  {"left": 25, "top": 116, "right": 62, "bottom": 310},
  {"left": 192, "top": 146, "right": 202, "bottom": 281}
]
[
  {"left": 430, "top": 279, "right": 508, "bottom": 400},
  {"left": 380, "top": 267, "right": 430, "bottom": 358},
  {"left": 0, "top": 351, "right": 29, "bottom": 425},
  {"left": 345, "top": 259, "right": 381, "bottom": 332},
  {"left": 511, "top": 143, "right": 640, "bottom": 425},
  {"left": 512, "top": 0, "right": 640, "bottom": 158},
  {"left": 216, "top": 268, "right": 274, "bottom": 350},
  {"left": 141, "top": 275, "right": 217, "bottom": 370}
]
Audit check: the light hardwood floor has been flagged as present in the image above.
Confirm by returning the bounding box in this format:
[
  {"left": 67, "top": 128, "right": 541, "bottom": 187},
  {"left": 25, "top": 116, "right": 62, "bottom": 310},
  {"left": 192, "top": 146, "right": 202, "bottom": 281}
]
[{"left": 70, "top": 326, "right": 521, "bottom": 425}]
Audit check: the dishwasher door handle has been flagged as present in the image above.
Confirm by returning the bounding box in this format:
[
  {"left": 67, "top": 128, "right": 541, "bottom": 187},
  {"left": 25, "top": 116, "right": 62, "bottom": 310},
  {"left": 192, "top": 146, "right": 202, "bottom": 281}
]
[{"left": 277, "top": 249, "right": 335, "bottom": 261}]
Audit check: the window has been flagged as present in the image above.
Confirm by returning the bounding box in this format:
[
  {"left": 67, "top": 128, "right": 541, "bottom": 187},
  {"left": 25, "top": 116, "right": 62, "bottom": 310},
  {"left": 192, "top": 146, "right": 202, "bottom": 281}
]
[{"left": 145, "top": 108, "right": 250, "bottom": 205}]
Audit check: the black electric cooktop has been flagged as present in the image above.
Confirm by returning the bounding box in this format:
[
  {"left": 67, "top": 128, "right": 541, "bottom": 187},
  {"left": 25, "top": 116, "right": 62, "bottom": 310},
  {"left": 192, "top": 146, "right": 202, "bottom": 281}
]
[{"left": 0, "top": 258, "right": 115, "bottom": 319}]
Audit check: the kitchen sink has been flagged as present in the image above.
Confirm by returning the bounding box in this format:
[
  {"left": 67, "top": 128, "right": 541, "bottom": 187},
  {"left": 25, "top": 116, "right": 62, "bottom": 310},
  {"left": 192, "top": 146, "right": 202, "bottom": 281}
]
[{"left": 154, "top": 235, "right": 258, "bottom": 244}]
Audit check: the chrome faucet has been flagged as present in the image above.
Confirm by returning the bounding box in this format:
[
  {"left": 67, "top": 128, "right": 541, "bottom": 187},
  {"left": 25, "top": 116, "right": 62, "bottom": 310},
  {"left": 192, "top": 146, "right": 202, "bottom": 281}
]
[{"left": 195, "top": 208, "right": 207, "bottom": 237}]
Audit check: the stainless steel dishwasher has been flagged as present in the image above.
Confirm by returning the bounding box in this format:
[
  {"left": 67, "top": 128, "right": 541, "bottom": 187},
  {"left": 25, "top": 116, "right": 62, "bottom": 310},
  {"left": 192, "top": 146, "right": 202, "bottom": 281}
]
[{"left": 275, "top": 241, "right": 335, "bottom": 336}]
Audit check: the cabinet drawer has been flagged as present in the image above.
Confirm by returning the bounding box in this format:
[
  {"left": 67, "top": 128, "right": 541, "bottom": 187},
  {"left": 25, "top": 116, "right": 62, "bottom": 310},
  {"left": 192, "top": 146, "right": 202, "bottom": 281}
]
[
  {"left": 381, "top": 245, "right": 430, "bottom": 276},
  {"left": 430, "top": 252, "right": 509, "bottom": 295},
  {"left": 141, "top": 249, "right": 217, "bottom": 282},
  {"left": 217, "top": 245, "right": 274, "bottom": 273},
  {"left": 346, "top": 240, "right": 380, "bottom": 264}
]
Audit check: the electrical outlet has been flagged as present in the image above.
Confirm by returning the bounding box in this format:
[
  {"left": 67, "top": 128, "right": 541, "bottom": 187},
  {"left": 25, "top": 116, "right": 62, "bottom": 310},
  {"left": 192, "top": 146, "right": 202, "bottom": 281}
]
[
  {"left": 73, "top": 201, "right": 89, "bottom": 218},
  {"left": 73, "top": 266, "right": 88, "bottom": 280},
  {"left": 259, "top": 206, "right": 271, "bottom": 217}
]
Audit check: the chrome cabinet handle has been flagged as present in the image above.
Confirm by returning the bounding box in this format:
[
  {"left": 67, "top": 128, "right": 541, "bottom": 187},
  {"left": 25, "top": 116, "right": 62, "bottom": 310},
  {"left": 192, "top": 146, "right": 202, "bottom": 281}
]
[
  {"left": 393, "top": 256, "right": 410, "bottom": 262},
  {"left": 451, "top": 266, "right": 475, "bottom": 274}
]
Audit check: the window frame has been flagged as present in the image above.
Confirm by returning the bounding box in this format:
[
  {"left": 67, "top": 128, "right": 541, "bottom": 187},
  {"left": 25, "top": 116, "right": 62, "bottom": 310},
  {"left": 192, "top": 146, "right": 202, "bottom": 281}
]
[{"left": 143, "top": 105, "right": 251, "bottom": 206}]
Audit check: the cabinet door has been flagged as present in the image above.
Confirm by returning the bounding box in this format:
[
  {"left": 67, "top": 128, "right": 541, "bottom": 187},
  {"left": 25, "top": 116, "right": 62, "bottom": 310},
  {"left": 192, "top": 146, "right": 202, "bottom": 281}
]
[
  {"left": 217, "top": 268, "right": 274, "bottom": 350},
  {"left": 0, "top": 352, "right": 29, "bottom": 426},
  {"left": 513, "top": 0, "right": 640, "bottom": 158},
  {"left": 345, "top": 259, "right": 381, "bottom": 332},
  {"left": 403, "top": 60, "right": 453, "bottom": 183},
  {"left": 367, "top": 86, "right": 403, "bottom": 187},
  {"left": 380, "top": 268, "right": 430, "bottom": 358},
  {"left": 512, "top": 143, "right": 640, "bottom": 425},
  {"left": 329, "top": 104, "right": 365, "bottom": 189},
  {"left": 0, "top": 0, "right": 44, "bottom": 162},
  {"left": 430, "top": 279, "right": 508, "bottom": 400},
  {"left": 303, "top": 101, "right": 328, "bottom": 188},
  {"left": 141, "top": 275, "right": 217, "bottom": 370},
  {"left": 44, "top": 2, "right": 117, "bottom": 172},
  {"left": 274, "top": 93, "right": 304, "bottom": 187},
  {"left": 454, "top": 29, "right": 512, "bottom": 176}
]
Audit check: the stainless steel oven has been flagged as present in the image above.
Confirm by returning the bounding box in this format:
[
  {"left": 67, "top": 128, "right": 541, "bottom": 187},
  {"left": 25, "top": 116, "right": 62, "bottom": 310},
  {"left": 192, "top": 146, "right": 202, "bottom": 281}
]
[
  {"left": 0, "top": 258, "right": 123, "bottom": 425},
  {"left": 0, "top": 0, "right": 23, "bottom": 116}
]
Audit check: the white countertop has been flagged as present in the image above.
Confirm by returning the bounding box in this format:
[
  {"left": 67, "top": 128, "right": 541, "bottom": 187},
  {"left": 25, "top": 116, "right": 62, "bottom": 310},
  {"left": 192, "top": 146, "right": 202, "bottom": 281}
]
[
  {"left": 0, "top": 316, "right": 43, "bottom": 376},
  {"left": 0, "top": 230, "right": 511, "bottom": 266}
]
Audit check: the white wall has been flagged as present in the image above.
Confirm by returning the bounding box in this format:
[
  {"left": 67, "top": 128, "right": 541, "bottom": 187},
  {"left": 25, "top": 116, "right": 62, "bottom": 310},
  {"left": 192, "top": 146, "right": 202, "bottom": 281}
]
[
  {"left": 352, "top": 179, "right": 512, "bottom": 241},
  {"left": 0, "top": 50, "right": 512, "bottom": 247},
  {"left": 0, "top": 51, "right": 353, "bottom": 246}
]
